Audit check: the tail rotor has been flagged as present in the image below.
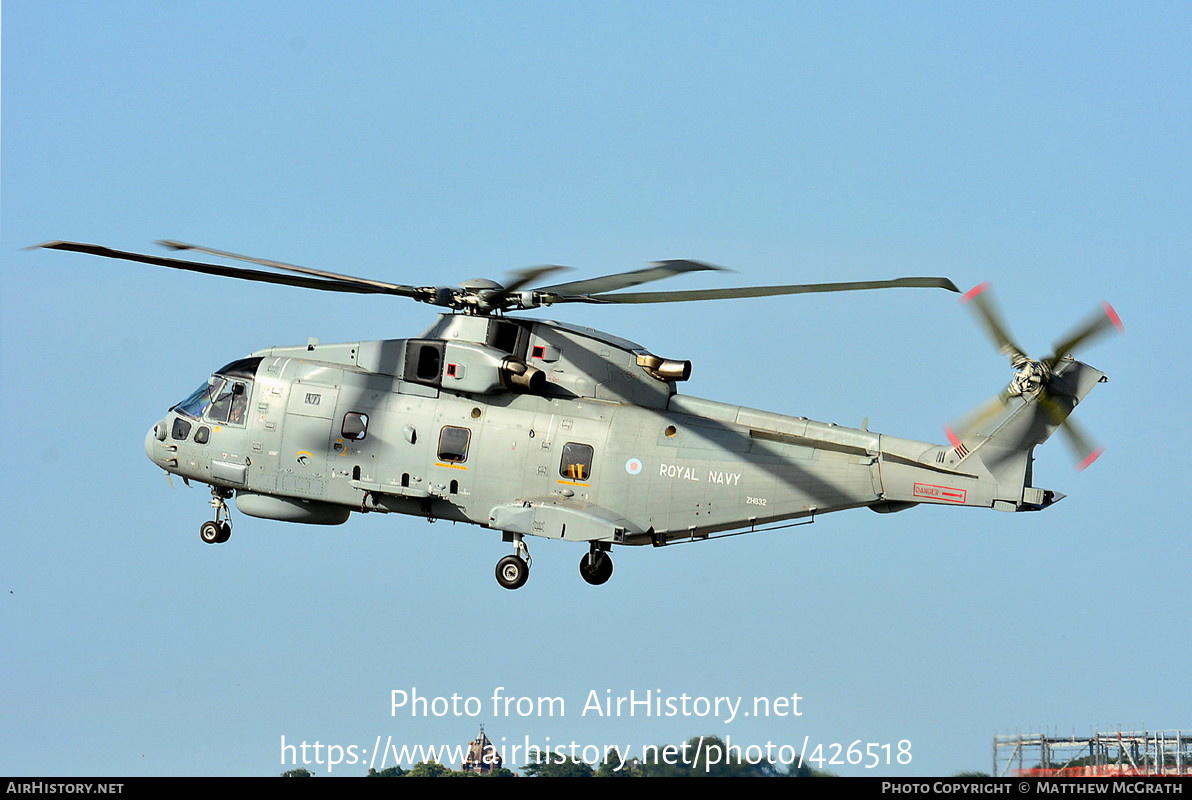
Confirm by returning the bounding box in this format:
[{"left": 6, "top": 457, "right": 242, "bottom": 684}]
[{"left": 949, "top": 283, "right": 1123, "bottom": 469}]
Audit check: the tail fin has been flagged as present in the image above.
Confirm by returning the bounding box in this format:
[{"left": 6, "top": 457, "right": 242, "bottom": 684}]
[
  {"left": 949, "top": 358, "right": 1107, "bottom": 509},
  {"left": 949, "top": 283, "right": 1120, "bottom": 477},
  {"left": 951, "top": 359, "right": 1106, "bottom": 461},
  {"left": 874, "top": 359, "right": 1107, "bottom": 514},
  {"left": 876, "top": 281, "right": 1119, "bottom": 514}
]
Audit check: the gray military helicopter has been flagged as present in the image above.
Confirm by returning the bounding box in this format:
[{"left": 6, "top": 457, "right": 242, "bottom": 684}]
[{"left": 41, "top": 240, "right": 1121, "bottom": 589}]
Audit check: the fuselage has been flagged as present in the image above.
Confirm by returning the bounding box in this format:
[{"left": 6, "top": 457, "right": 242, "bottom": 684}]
[{"left": 146, "top": 313, "right": 1093, "bottom": 548}]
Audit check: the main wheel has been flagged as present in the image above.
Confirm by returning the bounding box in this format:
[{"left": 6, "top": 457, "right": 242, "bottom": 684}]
[
  {"left": 495, "top": 555, "right": 529, "bottom": 590},
  {"left": 200, "top": 521, "right": 223, "bottom": 544},
  {"left": 215, "top": 521, "right": 232, "bottom": 544},
  {"left": 579, "top": 552, "right": 614, "bottom": 586}
]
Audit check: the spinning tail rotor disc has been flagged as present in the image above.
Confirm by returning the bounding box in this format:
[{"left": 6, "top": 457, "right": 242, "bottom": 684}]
[{"left": 949, "top": 282, "right": 1122, "bottom": 469}]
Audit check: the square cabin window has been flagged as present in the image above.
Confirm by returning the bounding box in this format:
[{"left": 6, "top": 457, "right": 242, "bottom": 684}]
[
  {"left": 342, "top": 412, "right": 369, "bottom": 440},
  {"left": 560, "top": 442, "right": 594, "bottom": 481},
  {"left": 438, "top": 426, "right": 471, "bottom": 463}
]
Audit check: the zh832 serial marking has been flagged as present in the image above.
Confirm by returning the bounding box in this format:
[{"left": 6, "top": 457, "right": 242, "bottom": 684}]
[{"left": 41, "top": 241, "right": 1122, "bottom": 589}]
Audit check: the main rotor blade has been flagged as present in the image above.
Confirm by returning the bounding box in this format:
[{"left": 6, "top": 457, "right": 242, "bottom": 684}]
[
  {"left": 1043, "top": 302, "right": 1124, "bottom": 368},
  {"left": 536, "top": 260, "right": 724, "bottom": 297},
  {"left": 960, "top": 282, "right": 1026, "bottom": 362},
  {"left": 39, "top": 241, "right": 408, "bottom": 296},
  {"left": 156, "top": 239, "right": 420, "bottom": 296},
  {"left": 573, "top": 276, "right": 959, "bottom": 304}
]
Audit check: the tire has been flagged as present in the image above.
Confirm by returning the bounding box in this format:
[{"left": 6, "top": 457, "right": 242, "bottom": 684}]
[
  {"left": 200, "top": 521, "right": 223, "bottom": 544},
  {"left": 215, "top": 521, "right": 232, "bottom": 544},
  {"left": 579, "top": 552, "right": 614, "bottom": 586},
  {"left": 495, "top": 555, "right": 529, "bottom": 590}
]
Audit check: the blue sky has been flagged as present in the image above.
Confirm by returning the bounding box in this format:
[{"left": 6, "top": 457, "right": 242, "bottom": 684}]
[{"left": 3, "top": 1, "right": 1189, "bottom": 777}]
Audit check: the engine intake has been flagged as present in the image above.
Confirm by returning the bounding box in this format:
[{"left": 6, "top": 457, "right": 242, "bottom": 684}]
[{"left": 420, "top": 340, "right": 545, "bottom": 394}]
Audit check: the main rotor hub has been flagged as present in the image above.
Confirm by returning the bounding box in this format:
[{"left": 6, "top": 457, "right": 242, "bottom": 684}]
[{"left": 457, "top": 278, "right": 505, "bottom": 292}]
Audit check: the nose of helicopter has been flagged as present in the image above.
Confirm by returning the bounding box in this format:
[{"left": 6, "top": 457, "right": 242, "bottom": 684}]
[{"left": 145, "top": 424, "right": 160, "bottom": 464}]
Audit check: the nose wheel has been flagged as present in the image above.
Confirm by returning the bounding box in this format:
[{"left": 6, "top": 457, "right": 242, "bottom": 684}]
[{"left": 200, "top": 487, "right": 234, "bottom": 544}]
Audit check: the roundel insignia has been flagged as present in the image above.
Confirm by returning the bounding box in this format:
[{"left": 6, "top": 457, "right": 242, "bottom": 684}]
[{"left": 625, "top": 458, "right": 643, "bottom": 475}]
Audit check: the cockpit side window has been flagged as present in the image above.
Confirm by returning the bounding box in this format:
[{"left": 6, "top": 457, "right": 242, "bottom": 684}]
[
  {"left": 207, "top": 380, "right": 250, "bottom": 425},
  {"left": 230, "top": 385, "right": 248, "bottom": 424}
]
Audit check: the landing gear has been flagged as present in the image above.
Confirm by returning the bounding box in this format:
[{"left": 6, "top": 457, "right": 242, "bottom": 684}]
[
  {"left": 495, "top": 534, "right": 531, "bottom": 589},
  {"left": 492, "top": 536, "right": 616, "bottom": 588},
  {"left": 200, "top": 520, "right": 221, "bottom": 544},
  {"left": 495, "top": 556, "right": 529, "bottom": 589},
  {"left": 199, "top": 520, "right": 231, "bottom": 544},
  {"left": 200, "top": 487, "right": 234, "bottom": 544},
  {"left": 579, "top": 546, "right": 614, "bottom": 586}
]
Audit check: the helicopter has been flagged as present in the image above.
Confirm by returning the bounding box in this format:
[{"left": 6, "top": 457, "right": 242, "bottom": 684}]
[{"left": 40, "top": 240, "right": 1121, "bottom": 589}]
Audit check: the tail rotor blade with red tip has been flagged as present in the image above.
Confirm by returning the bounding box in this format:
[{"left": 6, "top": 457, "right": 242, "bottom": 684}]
[
  {"left": 1044, "top": 302, "right": 1124, "bottom": 368},
  {"left": 1036, "top": 391, "right": 1104, "bottom": 470},
  {"left": 951, "top": 283, "right": 1120, "bottom": 471},
  {"left": 945, "top": 387, "right": 1014, "bottom": 447},
  {"left": 961, "top": 282, "right": 1026, "bottom": 362}
]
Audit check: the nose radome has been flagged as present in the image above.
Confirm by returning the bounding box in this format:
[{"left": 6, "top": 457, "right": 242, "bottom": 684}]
[{"left": 145, "top": 424, "right": 160, "bottom": 463}]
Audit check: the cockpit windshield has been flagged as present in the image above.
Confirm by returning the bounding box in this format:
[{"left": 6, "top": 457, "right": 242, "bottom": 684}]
[
  {"left": 173, "top": 358, "right": 262, "bottom": 423},
  {"left": 174, "top": 377, "right": 225, "bottom": 419},
  {"left": 173, "top": 374, "right": 251, "bottom": 425}
]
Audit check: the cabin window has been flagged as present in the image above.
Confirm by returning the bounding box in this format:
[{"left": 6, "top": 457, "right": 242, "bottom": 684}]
[
  {"left": 194, "top": 426, "right": 210, "bottom": 444},
  {"left": 559, "top": 442, "right": 594, "bottom": 481},
  {"left": 342, "top": 412, "right": 369, "bottom": 440},
  {"left": 438, "top": 426, "right": 471, "bottom": 463}
]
